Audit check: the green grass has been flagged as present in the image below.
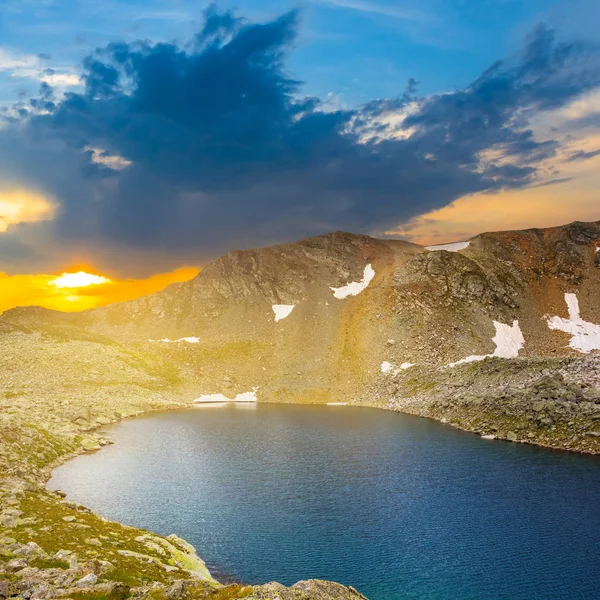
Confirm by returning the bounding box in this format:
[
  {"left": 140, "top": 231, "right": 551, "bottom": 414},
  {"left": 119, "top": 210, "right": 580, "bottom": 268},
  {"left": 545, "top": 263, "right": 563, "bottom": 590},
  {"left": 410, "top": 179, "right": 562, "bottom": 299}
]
[
  {"left": 0, "top": 549, "right": 16, "bottom": 562},
  {"left": 68, "top": 590, "right": 130, "bottom": 600},
  {"left": 102, "top": 568, "right": 144, "bottom": 587},
  {"left": 29, "top": 556, "right": 70, "bottom": 570}
]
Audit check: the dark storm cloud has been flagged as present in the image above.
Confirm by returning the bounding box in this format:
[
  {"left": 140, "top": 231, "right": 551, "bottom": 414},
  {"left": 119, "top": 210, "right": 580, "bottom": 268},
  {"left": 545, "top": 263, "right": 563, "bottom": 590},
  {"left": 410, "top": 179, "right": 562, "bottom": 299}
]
[{"left": 1, "top": 9, "right": 600, "bottom": 275}]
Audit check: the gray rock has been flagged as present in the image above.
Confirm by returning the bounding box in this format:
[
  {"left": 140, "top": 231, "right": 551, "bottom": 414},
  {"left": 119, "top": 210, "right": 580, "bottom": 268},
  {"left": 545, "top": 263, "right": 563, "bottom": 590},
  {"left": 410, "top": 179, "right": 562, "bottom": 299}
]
[
  {"left": 6, "top": 558, "right": 28, "bottom": 572},
  {"left": 163, "top": 580, "right": 189, "bottom": 600},
  {"left": 76, "top": 573, "right": 98, "bottom": 587}
]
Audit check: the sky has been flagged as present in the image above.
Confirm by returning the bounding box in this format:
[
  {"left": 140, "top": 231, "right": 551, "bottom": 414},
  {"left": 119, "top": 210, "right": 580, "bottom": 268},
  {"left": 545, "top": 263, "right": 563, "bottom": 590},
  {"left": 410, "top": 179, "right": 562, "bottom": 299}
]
[{"left": 0, "top": 0, "right": 599, "bottom": 312}]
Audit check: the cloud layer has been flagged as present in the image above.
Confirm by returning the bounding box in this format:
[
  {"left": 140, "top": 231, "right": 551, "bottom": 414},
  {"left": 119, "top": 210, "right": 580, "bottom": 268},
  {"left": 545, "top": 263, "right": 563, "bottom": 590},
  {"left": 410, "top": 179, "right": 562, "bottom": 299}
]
[{"left": 1, "top": 8, "right": 599, "bottom": 276}]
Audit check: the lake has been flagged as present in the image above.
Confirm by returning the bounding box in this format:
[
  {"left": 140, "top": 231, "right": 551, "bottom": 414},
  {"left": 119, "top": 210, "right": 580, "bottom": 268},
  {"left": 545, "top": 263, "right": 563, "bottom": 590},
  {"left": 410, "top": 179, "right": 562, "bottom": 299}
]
[{"left": 48, "top": 404, "right": 600, "bottom": 600}]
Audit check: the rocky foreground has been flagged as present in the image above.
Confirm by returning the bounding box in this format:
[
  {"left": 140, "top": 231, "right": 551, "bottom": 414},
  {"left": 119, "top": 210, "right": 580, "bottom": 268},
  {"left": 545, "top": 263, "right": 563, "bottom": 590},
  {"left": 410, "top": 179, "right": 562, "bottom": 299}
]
[{"left": 2, "top": 219, "right": 600, "bottom": 598}]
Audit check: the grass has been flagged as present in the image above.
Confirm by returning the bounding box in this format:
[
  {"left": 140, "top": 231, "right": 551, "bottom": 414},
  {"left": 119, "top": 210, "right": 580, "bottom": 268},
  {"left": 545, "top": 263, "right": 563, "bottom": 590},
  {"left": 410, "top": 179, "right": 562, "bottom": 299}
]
[
  {"left": 29, "top": 556, "right": 70, "bottom": 569},
  {"left": 143, "top": 584, "right": 253, "bottom": 600},
  {"left": 69, "top": 590, "right": 130, "bottom": 600},
  {"left": 208, "top": 586, "right": 253, "bottom": 599},
  {"left": 0, "top": 549, "right": 15, "bottom": 562},
  {"left": 102, "top": 568, "right": 144, "bottom": 587}
]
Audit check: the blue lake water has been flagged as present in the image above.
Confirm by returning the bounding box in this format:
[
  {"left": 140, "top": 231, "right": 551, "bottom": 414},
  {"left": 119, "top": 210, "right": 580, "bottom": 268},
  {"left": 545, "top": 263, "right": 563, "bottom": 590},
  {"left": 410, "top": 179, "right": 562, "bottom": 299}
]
[{"left": 48, "top": 404, "right": 600, "bottom": 600}]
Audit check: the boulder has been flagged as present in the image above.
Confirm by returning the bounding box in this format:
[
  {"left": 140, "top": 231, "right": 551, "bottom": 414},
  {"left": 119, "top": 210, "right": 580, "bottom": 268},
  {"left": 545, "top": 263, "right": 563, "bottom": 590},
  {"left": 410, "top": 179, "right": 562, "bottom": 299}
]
[{"left": 77, "top": 573, "right": 98, "bottom": 587}]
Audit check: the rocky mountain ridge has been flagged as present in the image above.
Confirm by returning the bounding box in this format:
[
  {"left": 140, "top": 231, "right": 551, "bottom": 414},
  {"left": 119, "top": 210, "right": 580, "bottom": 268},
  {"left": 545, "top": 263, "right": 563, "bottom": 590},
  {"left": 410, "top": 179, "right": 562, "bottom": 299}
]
[{"left": 4, "top": 220, "right": 599, "bottom": 399}]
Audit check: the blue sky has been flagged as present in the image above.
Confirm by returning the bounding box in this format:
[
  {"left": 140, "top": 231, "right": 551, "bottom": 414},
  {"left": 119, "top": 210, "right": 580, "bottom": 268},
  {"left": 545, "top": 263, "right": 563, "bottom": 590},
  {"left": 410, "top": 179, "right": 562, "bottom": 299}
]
[
  {"left": 0, "top": 0, "right": 599, "bottom": 277},
  {"left": 0, "top": 0, "right": 576, "bottom": 105}
]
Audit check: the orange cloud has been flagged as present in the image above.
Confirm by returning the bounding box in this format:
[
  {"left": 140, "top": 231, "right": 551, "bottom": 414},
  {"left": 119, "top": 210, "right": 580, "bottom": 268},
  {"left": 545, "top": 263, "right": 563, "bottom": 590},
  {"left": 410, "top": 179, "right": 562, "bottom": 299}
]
[
  {"left": 0, "top": 266, "right": 199, "bottom": 314},
  {"left": 388, "top": 143, "right": 600, "bottom": 245}
]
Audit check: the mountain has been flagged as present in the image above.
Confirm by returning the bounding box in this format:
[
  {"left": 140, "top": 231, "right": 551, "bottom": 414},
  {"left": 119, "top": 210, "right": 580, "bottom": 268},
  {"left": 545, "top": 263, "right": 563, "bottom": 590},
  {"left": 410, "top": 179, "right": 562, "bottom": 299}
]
[
  {"left": 1, "top": 219, "right": 600, "bottom": 599},
  {"left": 4, "top": 220, "right": 599, "bottom": 410}
]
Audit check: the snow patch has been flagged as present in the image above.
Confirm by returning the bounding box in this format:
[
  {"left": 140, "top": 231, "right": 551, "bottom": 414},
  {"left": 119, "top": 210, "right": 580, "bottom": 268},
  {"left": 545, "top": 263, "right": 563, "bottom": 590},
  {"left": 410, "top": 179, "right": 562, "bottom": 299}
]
[
  {"left": 331, "top": 264, "right": 375, "bottom": 299},
  {"left": 380, "top": 361, "right": 394, "bottom": 374},
  {"left": 449, "top": 320, "right": 524, "bottom": 367},
  {"left": 194, "top": 388, "right": 259, "bottom": 404},
  {"left": 381, "top": 360, "right": 415, "bottom": 376},
  {"left": 491, "top": 320, "right": 526, "bottom": 358},
  {"left": 326, "top": 402, "right": 348, "bottom": 406},
  {"left": 547, "top": 293, "right": 600, "bottom": 353},
  {"left": 272, "top": 304, "right": 295, "bottom": 322},
  {"left": 193, "top": 394, "right": 230, "bottom": 403},
  {"left": 425, "top": 241, "right": 470, "bottom": 252}
]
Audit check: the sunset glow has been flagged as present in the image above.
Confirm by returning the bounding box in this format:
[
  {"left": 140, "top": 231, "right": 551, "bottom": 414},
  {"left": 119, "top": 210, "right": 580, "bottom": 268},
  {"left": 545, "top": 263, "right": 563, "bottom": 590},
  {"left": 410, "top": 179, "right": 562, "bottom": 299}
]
[
  {"left": 0, "top": 266, "right": 199, "bottom": 314},
  {"left": 50, "top": 271, "right": 112, "bottom": 289}
]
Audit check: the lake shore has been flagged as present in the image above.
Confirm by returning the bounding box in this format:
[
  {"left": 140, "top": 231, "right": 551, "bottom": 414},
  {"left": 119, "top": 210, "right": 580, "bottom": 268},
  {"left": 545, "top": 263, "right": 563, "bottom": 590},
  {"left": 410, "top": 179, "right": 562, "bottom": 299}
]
[
  {"left": 0, "top": 382, "right": 370, "bottom": 599},
  {"left": 1, "top": 327, "right": 599, "bottom": 599}
]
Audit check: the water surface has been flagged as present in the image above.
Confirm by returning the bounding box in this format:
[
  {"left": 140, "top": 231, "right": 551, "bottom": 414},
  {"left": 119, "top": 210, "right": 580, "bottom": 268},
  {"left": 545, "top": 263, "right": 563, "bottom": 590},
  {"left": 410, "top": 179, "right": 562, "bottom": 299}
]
[{"left": 49, "top": 404, "right": 600, "bottom": 600}]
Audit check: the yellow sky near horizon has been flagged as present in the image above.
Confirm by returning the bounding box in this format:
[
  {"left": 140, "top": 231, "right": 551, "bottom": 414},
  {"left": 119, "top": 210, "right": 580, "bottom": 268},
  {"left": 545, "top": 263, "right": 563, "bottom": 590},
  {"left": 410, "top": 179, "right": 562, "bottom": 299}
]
[
  {"left": 388, "top": 137, "right": 600, "bottom": 245},
  {"left": 0, "top": 266, "right": 200, "bottom": 314},
  {"left": 391, "top": 183, "right": 600, "bottom": 246}
]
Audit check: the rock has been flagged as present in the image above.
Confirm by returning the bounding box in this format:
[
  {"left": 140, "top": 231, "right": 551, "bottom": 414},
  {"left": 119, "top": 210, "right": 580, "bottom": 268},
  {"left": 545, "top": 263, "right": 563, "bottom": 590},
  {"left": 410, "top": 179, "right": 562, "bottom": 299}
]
[
  {"left": 293, "top": 580, "right": 369, "bottom": 599},
  {"left": 532, "top": 401, "right": 545, "bottom": 412},
  {"left": 507, "top": 431, "right": 518, "bottom": 442},
  {"left": 163, "top": 580, "right": 189, "bottom": 600},
  {"left": 62, "top": 516, "right": 76, "bottom": 522},
  {"left": 85, "top": 538, "right": 102, "bottom": 547},
  {"left": 81, "top": 438, "right": 101, "bottom": 452},
  {"left": 0, "top": 580, "right": 12, "bottom": 599},
  {"left": 31, "top": 585, "right": 53, "bottom": 599},
  {"left": 164, "top": 565, "right": 180, "bottom": 572},
  {"left": 6, "top": 558, "right": 28, "bottom": 572},
  {"left": 76, "top": 573, "right": 98, "bottom": 587},
  {"left": 386, "top": 339, "right": 396, "bottom": 346},
  {"left": 14, "top": 542, "right": 44, "bottom": 557},
  {"left": 106, "top": 582, "right": 130, "bottom": 600},
  {"left": 585, "top": 431, "right": 600, "bottom": 437}
]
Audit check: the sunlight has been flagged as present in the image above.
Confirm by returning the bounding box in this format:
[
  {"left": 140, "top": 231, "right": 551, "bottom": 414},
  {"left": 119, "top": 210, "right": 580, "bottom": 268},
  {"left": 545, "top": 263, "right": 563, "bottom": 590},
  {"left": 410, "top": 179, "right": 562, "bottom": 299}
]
[{"left": 49, "top": 271, "right": 112, "bottom": 289}]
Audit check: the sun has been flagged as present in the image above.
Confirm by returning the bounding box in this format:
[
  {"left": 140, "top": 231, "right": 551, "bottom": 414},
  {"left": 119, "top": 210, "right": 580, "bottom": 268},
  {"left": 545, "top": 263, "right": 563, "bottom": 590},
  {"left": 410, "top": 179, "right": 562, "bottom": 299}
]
[{"left": 49, "top": 271, "right": 112, "bottom": 289}]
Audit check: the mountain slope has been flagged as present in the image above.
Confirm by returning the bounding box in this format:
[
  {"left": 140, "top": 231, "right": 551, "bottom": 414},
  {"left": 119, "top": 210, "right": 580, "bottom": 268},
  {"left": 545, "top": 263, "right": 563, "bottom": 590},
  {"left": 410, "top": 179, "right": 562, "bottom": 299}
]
[{"left": 2, "top": 220, "right": 599, "bottom": 407}]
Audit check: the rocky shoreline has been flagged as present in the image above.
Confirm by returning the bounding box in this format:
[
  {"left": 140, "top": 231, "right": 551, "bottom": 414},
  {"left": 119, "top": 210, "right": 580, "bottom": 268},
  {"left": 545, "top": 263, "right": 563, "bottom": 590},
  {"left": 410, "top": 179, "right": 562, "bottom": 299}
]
[{"left": 378, "top": 355, "right": 600, "bottom": 455}]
